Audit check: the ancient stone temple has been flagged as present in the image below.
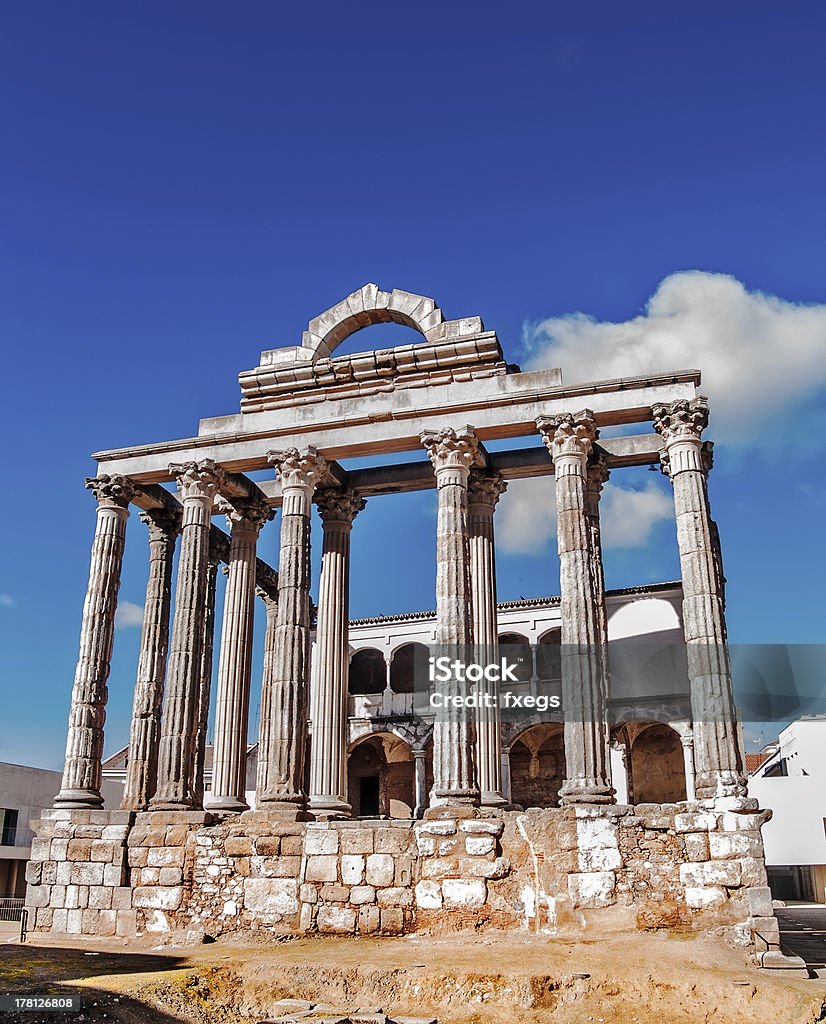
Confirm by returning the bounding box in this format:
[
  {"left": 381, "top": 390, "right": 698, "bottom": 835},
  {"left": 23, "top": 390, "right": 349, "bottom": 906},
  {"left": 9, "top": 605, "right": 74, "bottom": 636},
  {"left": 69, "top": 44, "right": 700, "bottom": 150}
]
[{"left": 24, "top": 285, "right": 787, "bottom": 961}]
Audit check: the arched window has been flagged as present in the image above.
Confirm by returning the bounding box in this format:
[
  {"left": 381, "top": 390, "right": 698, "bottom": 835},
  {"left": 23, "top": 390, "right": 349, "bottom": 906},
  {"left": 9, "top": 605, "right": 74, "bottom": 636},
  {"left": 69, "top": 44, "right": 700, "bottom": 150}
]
[
  {"left": 348, "top": 648, "right": 386, "bottom": 695},
  {"left": 390, "top": 642, "right": 430, "bottom": 694}
]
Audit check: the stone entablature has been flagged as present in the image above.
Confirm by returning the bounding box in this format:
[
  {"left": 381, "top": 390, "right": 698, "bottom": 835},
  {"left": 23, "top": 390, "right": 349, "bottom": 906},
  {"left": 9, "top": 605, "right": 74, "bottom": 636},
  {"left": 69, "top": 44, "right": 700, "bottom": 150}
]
[{"left": 26, "top": 803, "right": 780, "bottom": 952}]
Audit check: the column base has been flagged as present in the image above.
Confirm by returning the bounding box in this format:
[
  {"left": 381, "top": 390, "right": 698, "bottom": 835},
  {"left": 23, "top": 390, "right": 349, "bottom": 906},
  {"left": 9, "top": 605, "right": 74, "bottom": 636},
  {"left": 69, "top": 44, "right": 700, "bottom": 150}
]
[
  {"left": 203, "top": 796, "right": 250, "bottom": 814},
  {"left": 53, "top": 789, "right": 104, "bottom": 809},
  {"left": 694, "top": 769, "right": 749, "bottom": 801},
  {"left": 559, "top": 778, "right": 615, "bottom": 806},
  {"left": 254, "top": 799, "right": 312, "bottom": 821},
  {"left": 308, "top": 797, "right": 352, "bottom": 820},
  {"left": 480, "top": 790, "right": 508, "bottom": 809}
]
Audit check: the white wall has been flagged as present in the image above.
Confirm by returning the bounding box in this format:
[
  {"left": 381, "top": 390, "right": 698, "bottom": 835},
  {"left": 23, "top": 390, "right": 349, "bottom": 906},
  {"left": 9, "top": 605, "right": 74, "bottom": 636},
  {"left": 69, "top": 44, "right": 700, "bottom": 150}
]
[{"left": 749, "top": 775, "right": 826, "bottom": 865}]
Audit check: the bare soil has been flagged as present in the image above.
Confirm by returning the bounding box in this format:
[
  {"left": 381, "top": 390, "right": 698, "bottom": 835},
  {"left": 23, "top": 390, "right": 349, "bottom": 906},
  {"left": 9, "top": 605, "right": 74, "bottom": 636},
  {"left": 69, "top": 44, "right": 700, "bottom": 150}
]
[{"left": 1, "top": 928, "right": 825, "bottom": 1024}]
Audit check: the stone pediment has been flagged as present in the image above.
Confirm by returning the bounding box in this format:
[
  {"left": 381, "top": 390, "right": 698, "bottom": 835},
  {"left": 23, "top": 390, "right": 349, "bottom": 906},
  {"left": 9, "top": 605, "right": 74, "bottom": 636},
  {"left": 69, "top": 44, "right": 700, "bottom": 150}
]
[{"left": 238, "top": 283, "right": 512, "bottom": 414}]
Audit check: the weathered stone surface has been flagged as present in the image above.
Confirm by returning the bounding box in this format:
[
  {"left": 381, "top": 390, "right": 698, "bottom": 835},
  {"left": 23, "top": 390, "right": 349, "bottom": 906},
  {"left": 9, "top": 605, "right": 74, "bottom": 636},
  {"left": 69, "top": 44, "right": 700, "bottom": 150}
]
[
  {"left": 305, "top": 856, "right": 338, "bottom": 883},
  {"left": 316, "top": 905, "right": 356, "bottom": 934},
  {"left": 244, "top": 878, "right": 299, "bottom": 916},
  {"left": 441, "top": 879, "right": 486, "bottom": 909},
  {"left": 415, "top": 880, "right": 442, "bottom": 909},
  {"left": 365, "top": 854, "right": 395, "bottom": 887},
  {"left": 568, "top": 871, "right": 616, "bottom": 909}
]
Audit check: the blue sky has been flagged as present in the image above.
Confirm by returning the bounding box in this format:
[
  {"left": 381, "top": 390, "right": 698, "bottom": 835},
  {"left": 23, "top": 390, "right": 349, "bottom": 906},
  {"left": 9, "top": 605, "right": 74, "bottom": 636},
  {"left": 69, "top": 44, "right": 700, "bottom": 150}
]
[{"left": 1, "top": 2, "right": 825, "bottom": 769}]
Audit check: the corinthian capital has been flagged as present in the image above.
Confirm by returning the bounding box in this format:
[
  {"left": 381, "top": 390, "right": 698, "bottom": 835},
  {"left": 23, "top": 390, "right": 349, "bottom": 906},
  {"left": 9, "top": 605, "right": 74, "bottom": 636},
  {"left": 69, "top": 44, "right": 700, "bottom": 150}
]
[
  {"left": 138, "top": 506, "right": 182, "bottom": 539},
  {"left": 420, "top": 426, "right": 484, "bottom": 474},
  {"left": 216, "top": 495, "right": 274, "bottom": 533},
  {"left": 267, "top": 446, "right": 329, "bottom": 490},
  {"left": 169, "top": 459, "right": 226, "bottom": 502},
  {"left": 536, "top": 410, "right": 597, "bottom": 461},
  {"left": 85, "top": 474, "right": 137, "bottom": 508},
  {"left": 652, "top": 397, "right": 709, "bottom": 445},
  {"left": 315, "top": 487, "right": 366, "bottom": 526},
  {"left": 586, "top": 453, "right": 610, "bottom": 500},
  {"left": 467, "top": 470, "right": 507, "bottom": 508}
]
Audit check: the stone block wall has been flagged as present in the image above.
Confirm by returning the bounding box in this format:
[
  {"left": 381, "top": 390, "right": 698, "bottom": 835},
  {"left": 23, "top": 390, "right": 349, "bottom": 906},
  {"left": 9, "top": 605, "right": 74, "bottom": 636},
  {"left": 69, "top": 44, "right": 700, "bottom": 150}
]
[{"left": 25, "top": 801, "right": 781, "bottom": 953}]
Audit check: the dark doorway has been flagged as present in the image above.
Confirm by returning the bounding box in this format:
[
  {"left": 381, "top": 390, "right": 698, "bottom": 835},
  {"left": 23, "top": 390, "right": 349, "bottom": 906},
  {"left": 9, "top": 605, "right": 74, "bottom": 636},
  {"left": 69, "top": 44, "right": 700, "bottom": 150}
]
[{"left": 359, "top": 775, "right": 380, "bottom": 816}]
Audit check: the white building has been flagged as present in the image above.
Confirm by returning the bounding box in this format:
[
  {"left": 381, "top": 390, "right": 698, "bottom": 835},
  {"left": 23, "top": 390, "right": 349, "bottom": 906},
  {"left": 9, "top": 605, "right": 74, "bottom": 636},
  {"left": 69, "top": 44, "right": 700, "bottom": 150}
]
[{"left": 748, "top": 716, "right": 826, "bottom": 903}]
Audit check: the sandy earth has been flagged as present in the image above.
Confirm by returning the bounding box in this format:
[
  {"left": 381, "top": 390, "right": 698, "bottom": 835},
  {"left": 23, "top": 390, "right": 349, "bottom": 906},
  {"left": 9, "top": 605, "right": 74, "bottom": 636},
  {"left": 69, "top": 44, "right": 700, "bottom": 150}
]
[{"left": 1, "top": 927, "right": 825, "bottom": 1024}]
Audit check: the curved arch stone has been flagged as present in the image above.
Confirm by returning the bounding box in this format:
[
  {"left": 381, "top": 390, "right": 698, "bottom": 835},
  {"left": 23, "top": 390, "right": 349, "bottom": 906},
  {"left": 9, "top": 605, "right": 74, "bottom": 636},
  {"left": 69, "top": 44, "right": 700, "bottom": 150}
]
[{"left": 302, "top": 284, "right": 442, "bottom": 359}]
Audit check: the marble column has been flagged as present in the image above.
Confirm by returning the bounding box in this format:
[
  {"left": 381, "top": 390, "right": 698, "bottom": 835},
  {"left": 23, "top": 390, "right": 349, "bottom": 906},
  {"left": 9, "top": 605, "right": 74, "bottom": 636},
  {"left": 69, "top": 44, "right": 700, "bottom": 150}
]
[
  {"left": 585, "top": 454, "right": 610, "bottom": 650},
  {"left": 653, "top": 398, "right": 746, "bottom": 799},
  {"left": 681, "top": 733, "right": 697, "bottom": 801},
  {"left": 309, "top": 488, "right": 365, "bottom": 818},
  {"left": 537, "top": 412, "right": 614, "bottom": 805},
  {"left": 467, "top": 470, "right": 507, "bottom": 808},
  {"left": 121, "top": 507, "right": 181, "bottom": 811},
  {"left": 152, "top": 460, "right": 225, "bottom": 810},
  {"left": 420, "top": 426, "right": 483, "bottom": 808},
  {"left": 193, "top": 546, "right": 220, "bottom": 809},
  {"left": 413, "top": 748, "right": 428, "bottom": 819},
  {"left": 56, "top": 475, "right": 136, "bottom": 808},
  {"left": 207, "top": 498, "right": 274, "bottom": 812},
  {"left": 257, "top": 447, "right": 327, "bottom": 815},
  {"left": 254, "top": 588, "right": 279, "bottom": 803}
]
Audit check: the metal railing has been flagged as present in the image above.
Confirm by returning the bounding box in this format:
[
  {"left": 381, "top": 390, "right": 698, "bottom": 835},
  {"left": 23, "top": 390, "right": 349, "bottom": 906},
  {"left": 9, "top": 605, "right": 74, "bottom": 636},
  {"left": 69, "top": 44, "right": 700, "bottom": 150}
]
[{"left": 0, "top": 898, "right": 25, "bottom": 923}]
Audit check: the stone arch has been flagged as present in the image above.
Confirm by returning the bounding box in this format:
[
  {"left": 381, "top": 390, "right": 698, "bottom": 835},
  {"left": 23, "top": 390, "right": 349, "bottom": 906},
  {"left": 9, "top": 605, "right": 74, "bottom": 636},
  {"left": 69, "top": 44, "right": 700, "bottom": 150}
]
[
  {"left": 347, "top": 731, "right": 415, "bottom": 818},
  {"left": 509, "top": 722, "right": 566, "bottom": 809},
  {"left": 626, "top": 723, "right": 687, "bottom": 804},
  {"left": 348, "top": 647, "right": 386, "bottom": 695},
  {"left": 302, "top": 284, "right": 462, "bottom": 361}
]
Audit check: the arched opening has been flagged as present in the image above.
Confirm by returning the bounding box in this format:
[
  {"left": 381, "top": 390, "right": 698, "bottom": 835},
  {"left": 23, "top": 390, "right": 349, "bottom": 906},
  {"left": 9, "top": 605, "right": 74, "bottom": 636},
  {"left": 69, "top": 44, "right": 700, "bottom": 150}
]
[
  {"left": 390, "top": 642, "right": 429, "bottom": 693},
  {"left": 509, "top": 723, "right": 566, "bottom": 809},
  {"left": 536, "top": 627, "right": 561, "bottom": 684},
  {"left": 348, "top": 648, "right": 386, "bottom": 695},
  {"left": 608, "top": 598, "right": 688, "bottom": 701},
  {"left": 347, "top": 732, "right": 415, "bottom": 818},
  {"left": 497, "top": 632, "right": 533, "bottom": 683},
  {"left": 627, "top": 723, "right": 687, "bottom": 804}
]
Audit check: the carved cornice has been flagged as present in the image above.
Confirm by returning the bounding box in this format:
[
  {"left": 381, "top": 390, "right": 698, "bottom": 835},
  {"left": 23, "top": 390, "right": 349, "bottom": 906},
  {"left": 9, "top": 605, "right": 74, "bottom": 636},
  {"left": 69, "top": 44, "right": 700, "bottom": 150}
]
[
  {"left": 652, "top": 397, "right": 709, "bottom": 445},
  {"left": 315, "top": 487, "right": 366, "bottom": 526},
  {"left": 85, "top": 474, "right": 137, "bottom": 509},
  {"left": 420, "top": 426, "right": 484, "bottom": 474},
  {"left": 536, "top": 410, "right": 597, "bottom": 461},
  {"left": 468, "top": 470, "right": 507, "bottom": 507},
  {"left": 267, "top": 446, "right": 329, "bottom": 490},
  {"left": 169, "top": 459, "right": 226, "bottom": 502}
]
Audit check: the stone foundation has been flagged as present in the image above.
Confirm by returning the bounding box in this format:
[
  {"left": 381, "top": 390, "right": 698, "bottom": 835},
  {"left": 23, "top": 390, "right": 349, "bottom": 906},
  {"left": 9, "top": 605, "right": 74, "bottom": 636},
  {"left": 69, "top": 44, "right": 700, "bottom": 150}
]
[{"left": 25, "top": 801, "right": 782, "bottom": 955}]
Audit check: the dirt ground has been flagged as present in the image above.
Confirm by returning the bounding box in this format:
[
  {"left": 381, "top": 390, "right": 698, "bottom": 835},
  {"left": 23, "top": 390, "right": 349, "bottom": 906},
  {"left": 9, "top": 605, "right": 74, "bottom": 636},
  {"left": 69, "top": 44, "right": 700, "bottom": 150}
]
[{"left": 1, "top": 926, "right": 825, "bottom": 1024}]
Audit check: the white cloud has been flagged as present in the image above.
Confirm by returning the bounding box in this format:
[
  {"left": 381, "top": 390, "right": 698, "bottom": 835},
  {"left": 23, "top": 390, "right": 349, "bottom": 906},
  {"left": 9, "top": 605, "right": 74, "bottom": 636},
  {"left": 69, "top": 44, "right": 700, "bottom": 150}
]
[
  {"left": 496, "top": 477, "right": 671, "bottom": 556},
  {"left": 115, "top": 601, "right": 144, "bottom": 629},
  {"left": 522, "top": 271, "right": 826, "bottom": 450},
  {"left": 599, "top": 481, "right": 673, "bottom": 549},
  {"left": 496, "top": 476, "right": 556, "bottom": 555},
  {"left": 0, "top": 594, "right": 13, "bottom": 607}
]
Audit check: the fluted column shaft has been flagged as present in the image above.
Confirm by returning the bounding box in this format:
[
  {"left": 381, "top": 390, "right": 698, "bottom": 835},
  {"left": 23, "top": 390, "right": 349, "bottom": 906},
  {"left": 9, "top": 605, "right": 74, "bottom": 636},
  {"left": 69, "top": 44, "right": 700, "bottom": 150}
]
[
  {"left": 152, "top": 460, "right": 225, "bottom": 810},
  {"left": 56, "top": 475, "right": 135, "bottom": 808},
  {"left": 193, "top": 551, "right": 220, "bottom": 808},
  {"left": 421, "top": 427, "right": 482, "bottom": 808},
  {"left": 309, "top": 490, "right": 365, "bottom": 817},
  {"left": 468, "top": 471, "right": 507, "bottom": 808},
  {"left": 255, "top": 590, "right": 279, "bottom": 800},
  {"left": 121, "top": 508, "right": 180, "bottom": 810},
  {"left": 208, "top": 498, "right": 273, "bottom": 812},
  {"left": 538, "top": 412, "right": 613, "bottom": 805},
  {"left": 653, "top": 398, "right": 746, "bottom": 800},
  {"left": 257, "top": 447, "right": 326, "bottom": 814}
]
